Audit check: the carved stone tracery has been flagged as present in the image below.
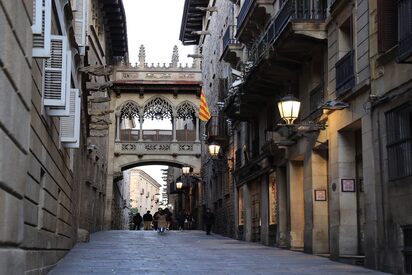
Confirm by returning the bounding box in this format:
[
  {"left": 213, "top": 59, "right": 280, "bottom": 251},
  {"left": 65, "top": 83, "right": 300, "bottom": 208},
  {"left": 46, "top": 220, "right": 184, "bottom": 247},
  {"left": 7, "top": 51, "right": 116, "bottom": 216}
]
[
  {"left": 177, "top": 102, "right": 196, "bottom": 120},
  {"left": 143, "top": 97, "right": 173, "bottom": 120},
  {"left": 120, "top": 101, "right": 140, "bottom": 119}
]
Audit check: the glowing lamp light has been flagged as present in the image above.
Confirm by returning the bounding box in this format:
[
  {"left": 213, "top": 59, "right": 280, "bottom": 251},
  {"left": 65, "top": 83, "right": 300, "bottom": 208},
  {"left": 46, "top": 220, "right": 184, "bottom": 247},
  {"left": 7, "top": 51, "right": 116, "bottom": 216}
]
[
  {"left": 176, "top": 181, "right": 183, "bottom": 190},
  {"left": 182, "top": 166, "right": 191, "bottom": 175},
  {"left": 208, "top": 143, "right": 221, "bottom": 158},
  {"left": 277, "top": 95, "right": 301, "bottom": 125}
]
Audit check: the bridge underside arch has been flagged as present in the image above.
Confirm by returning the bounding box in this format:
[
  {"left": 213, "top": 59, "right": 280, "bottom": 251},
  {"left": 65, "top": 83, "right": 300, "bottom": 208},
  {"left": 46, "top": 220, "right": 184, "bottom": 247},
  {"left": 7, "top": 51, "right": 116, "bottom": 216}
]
[{"left": 114, "top": 155, "right": 201, "bottom": 174}]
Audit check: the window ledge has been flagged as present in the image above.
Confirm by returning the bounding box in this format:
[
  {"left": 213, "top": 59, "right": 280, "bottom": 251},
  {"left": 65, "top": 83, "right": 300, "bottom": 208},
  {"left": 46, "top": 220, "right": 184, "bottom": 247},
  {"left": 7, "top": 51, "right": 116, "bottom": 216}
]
[{"left": 377, "top": 45, "right": 398, "bottom": 66}]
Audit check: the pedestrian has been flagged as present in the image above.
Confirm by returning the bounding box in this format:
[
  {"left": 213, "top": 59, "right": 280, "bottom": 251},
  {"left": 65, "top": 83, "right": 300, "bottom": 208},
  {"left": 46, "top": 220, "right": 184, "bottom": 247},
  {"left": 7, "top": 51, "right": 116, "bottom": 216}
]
[
  {"left": 185, "top": 211, "right": 194, "bottom": 230},
  {"left": 153, "top": 209, "right": 161, "bottom": 231},
  {"left": 132, "top": 212, "right": 142, "bottom": 230},
  {"left": 164, "top": 208, "right": 173, "bottom": 230},
  {"left": 142, "top": 210, "right": 153, "bottom": 230},
  {"left": 203, "top": 208, "right": 214, "bottom": 235},
  {"left": 157, "top": 209, "right": 168, "bottom": 234},
  {"left": 176, "top": 210, "right": 185, "bottom": 231}
]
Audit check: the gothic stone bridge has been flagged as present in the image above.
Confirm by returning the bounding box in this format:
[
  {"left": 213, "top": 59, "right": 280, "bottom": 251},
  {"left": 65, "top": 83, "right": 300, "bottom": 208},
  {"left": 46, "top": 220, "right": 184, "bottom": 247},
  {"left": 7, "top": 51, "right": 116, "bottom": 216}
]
[{"left": 104, "top": 46, "right": 202, "bottom": 228}]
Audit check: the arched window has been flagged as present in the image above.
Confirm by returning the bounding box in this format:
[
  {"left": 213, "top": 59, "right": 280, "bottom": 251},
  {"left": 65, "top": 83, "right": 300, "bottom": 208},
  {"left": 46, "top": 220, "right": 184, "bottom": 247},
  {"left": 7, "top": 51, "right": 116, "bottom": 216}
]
[
  {"left": 176, "top": 102, "right": 196, "bottom": 141},
  {"left": 119, "top": 101, "right": 140, "bottom": 141},
  {"left": 143, "top": 97, "right": 173, "bottom": 120},
  {"left": 120, "top": 101, "right": 140, "bottom": 119}
]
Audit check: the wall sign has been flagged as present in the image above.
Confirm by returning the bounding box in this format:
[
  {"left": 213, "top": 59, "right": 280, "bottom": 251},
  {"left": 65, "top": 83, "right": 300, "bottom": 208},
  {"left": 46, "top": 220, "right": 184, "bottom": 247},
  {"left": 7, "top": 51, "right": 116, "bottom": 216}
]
[
  {"left": 314, "top": 189, "right": 327, "bottom": 201},
  {"left": 341, "top": 179, "right": 356, "bottom": 192}
]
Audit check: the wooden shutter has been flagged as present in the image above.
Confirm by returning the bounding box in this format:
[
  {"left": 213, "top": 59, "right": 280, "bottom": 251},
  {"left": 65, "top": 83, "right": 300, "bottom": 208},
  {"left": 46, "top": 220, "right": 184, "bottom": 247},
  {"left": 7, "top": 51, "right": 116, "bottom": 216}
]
[
  {"left": 43, "top": 36, "right": 67, "bottom": 107},
  {"left": 32, "top": 0, "right": 52, "bottom": 57},
  {"left": 377, "top": 0, "right": 397, "bottom": 52},
  {"left": 46, "top": 51, "right": 72, "bottom": 116},
  {"left": 74, "top": 0, "right": 88, "bottom": 55},
  {"left": 61, "top": 88, "right": 81, "bottom": 144}
]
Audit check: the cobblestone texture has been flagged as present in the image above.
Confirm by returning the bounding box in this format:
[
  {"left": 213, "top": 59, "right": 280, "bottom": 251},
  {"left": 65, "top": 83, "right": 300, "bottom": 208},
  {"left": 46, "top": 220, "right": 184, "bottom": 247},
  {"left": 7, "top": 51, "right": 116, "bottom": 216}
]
[{"left": 50, "top": 230, "right": 387, "bottom": 275}]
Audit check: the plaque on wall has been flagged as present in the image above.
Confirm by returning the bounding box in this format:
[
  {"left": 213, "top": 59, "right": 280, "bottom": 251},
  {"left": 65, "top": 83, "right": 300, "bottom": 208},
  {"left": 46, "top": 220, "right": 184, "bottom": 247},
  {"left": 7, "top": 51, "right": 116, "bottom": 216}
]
[
  {"left": 314, "top": 190, "right": 327, "bottom": 201},
  {"left": 341, "top": 179, "right": 356, "bottom": 192}
]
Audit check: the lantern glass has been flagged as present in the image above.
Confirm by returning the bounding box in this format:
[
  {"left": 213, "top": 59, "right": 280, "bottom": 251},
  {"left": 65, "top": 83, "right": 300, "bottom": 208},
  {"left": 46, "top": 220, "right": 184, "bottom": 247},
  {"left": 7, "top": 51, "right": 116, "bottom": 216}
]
[
  {"left": 176, "top": 181, "right": 183, "bottom": 190},
  {"left": 278, "top": 95, "right": 301, "bottom": 125},
  {"left": 182, "top": 166, "right": 191, "bottom": 175},
  {"left": 208, "top": 144, "right": 221, "bottom": 157}
]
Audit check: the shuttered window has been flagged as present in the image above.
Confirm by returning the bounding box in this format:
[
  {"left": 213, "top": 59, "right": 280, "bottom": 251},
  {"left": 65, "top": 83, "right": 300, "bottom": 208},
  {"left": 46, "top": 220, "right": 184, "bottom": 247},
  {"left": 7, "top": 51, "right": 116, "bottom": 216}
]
[
  {"left": 32, "top": 0, "right": 51, "bottom": 57},
  {"left": 377, "top": 0, "right": 397, "bottom": 52},
  {"left": 43, "top": 36, "right": 67, "bottom": 107},
  {"left": 386, "top": 103, "right": 412, "bottom": 180},
  {"left": 60, "top": 88, "right": 81, "bottom": 146},
  {"left": 46, "top": 50, "right": 72, "bottom": 116}
]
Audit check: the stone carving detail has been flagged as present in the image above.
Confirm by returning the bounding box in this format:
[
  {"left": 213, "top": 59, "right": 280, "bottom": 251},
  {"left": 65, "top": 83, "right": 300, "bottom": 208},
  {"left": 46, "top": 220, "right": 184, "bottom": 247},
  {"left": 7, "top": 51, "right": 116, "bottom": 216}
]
[
  {"left": 121, "top": 144, "right": 136, "bottom": 151},
  {"left": 179, "top": 144, "right": 193, "bottom": 151},
  {"left": 179, "top": 73, "right": 195, "bottom": 79},
  {"left": 177, "top": 102, "right": 196, "bottom": 120},
  {"left": 146, "top": 73, "right": 172, "bottom": 79},
  {"left": 143, "top": 97, "right": 173, "bottom": 120},
  {"left": 122, "top": 72, "right": 139, "bottom": 79},
  {"left": 120, "top": 101, "right": 140, "bottom": 119},
  {"left": 144, "top": 144, "right": 171, "bottom": 151}
]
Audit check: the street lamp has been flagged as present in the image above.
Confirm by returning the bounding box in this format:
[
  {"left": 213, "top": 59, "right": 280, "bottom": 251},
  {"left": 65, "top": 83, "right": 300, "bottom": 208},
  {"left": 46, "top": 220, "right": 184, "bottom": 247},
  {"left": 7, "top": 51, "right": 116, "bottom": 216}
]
[
  {"left": 277, "top": 94, "right": 301, "bottom": 125},
  {"left": 182, "top": 166, "right": 191, "bottom": 175},
  {"left": 176, "top": 181, "right": 183, "bottom": 190},
  {"left": 208, "top": 143, "right": 221, "bottom": 158}
]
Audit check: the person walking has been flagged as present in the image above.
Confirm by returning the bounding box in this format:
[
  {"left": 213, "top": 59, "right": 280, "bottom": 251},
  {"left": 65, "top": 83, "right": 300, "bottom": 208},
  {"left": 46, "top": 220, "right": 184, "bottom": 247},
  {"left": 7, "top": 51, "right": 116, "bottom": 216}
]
[
  {"left": 157, "top": 209, "right": 168, "bottom": 234},
  {"left": 142, "top": 210, "right": 153, "bottom": 230},
  {"left": 176, "top": 210, "right": 185, "bottom": 231},
  {"left": 153, "top": 208, "right": 161, "bottom": 231},
  {"left": 132, "top": 212, "right": 142, "bottom": 230},
  {"left": 185, "top": 211, "right": 194, "bottom": 230},
  {"left": 203, "top": 208, "right": 214, "bottom": 235}
]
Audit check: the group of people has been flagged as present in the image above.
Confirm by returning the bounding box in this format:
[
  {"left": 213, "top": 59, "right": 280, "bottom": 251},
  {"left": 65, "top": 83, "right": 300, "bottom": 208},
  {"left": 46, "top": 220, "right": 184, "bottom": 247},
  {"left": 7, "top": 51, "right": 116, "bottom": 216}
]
[{"left": 132, "top": 208, "right": 215, "bottom": 235}]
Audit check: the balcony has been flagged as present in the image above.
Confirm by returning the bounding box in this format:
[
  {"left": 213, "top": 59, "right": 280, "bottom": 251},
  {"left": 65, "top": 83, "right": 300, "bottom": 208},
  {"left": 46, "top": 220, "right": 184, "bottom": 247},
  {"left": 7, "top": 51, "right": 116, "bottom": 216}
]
[
  {"left": 236, "top": 0, "right": 274, "bottom": 43},
  {"left": 241, "top": 0, "right": 327, "bottom": 96},
  {"left": 397, "top": 0, "right": 412, "bottom": 63},
  {"left": 223, "top": 87, "right": 261, "bottom": 121},
  {"left": 335, "top": 50, "right": 355, "bottom": 96},
  {"left": 205, "top": 115, "right": 227, "bottom": 144},
  {"left": 220, "top": 25, "right": 243, "bottom": 67}
]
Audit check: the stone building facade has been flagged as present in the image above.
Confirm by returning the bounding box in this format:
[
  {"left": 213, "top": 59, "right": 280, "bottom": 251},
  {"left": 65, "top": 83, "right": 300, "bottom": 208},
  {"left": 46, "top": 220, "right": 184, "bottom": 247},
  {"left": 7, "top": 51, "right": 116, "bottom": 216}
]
[
  {"left": 127, "top": 168, "right": 161, "bottom": 215},
  {"left": 0, "top": 0, "right": 127, "bottom": 273},
  {"left": 180, "top": 0, "right": 412, "bottom": 273}
]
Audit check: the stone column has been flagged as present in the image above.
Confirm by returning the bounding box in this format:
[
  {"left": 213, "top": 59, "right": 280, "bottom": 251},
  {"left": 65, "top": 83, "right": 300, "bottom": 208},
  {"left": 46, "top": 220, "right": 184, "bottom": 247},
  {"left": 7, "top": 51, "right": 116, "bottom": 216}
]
[
  {"left": 260, "top": 176, "right": 269, "bottom": 245},
  {"left": 288, "top": 160, "right": 304, "bottom": 250},
  {"left": 172, "top": 111, "right": 177, "bottom": 142},
  {"left": 195, "top": 116, "right": 200, "bottom": 142},
  {"left": 139, "top": 111, "right": 144, "bottom": 141},
  {"left": 115, "top": 112, "right": 120, "bottom": 142}
]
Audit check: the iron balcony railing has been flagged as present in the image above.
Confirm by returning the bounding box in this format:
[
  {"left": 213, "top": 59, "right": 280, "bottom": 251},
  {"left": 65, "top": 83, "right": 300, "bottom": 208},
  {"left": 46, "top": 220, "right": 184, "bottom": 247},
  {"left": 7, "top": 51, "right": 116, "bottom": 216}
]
[
  {"left": 223, "top": 25, "right": 240, "bottom": 51},
  {"left": 247, "top": 0, "right": 326, "bottom": 72},
  {"left": 205, "top": 115, "right": 227, "bottom": 142},
  {"left": 335, "top": 50, "right": 355, "bottom": 96},
  {"left": 237, "top": 0, "right": 253, "bottom": 30},
  {"left": 397, "top": 0, "right": 412, "bottom": 62}
]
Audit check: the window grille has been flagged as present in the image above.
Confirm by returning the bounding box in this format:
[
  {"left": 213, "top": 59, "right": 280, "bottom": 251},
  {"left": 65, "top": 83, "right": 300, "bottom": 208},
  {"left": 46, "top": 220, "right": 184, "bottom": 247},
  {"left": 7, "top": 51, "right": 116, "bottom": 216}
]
[
  {"left": 403, "top": 225, "right": 412, "bottom": 274},
  {"left": 386, "top": 103, "right": 412, "bottom": 180}
]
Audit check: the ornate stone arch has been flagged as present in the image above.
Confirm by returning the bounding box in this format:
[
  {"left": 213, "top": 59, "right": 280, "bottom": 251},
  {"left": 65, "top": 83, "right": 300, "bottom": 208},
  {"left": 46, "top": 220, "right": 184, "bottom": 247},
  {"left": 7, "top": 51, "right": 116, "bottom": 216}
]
[
  {"left": 119, "top": 100, "right": 140, "bottom": 119},
  {"left": 176, "top": 101, "right": 197, "bottom": 120},
  {"left": 143, "top": 96, "right": 174, "bottom": 120}
]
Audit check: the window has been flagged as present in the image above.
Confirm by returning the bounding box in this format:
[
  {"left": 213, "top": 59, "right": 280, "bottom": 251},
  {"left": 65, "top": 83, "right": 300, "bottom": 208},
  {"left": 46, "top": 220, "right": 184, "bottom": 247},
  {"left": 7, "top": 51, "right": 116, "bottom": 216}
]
[
  {"left": 403, "top": 225, "right": 412, "bottom": 274},
  {"left": 32, "top": 0, "right": 52, "bottom": 57},
  {"left": 386, "top": 103, "right": 412, "bottom": 180},
  {"left": 377, "top": 0, "right": 397, "bottom": 53}
]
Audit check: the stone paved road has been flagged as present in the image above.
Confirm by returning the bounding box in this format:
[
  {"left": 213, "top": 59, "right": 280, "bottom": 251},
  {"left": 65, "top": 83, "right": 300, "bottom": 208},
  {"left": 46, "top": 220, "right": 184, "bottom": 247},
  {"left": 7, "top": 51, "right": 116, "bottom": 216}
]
[{"left": 50, "top": 230, "right": 388, "bottom": 275}]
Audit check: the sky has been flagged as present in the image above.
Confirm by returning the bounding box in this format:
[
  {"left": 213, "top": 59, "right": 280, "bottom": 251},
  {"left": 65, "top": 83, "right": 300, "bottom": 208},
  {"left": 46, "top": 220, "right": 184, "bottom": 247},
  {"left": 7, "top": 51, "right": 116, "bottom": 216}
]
[
  {"left": 122, "top": 0, "right": 193, "bottom": 185},
  {"left": 123, "top": 0, "right": 195, "bottom": 66}
]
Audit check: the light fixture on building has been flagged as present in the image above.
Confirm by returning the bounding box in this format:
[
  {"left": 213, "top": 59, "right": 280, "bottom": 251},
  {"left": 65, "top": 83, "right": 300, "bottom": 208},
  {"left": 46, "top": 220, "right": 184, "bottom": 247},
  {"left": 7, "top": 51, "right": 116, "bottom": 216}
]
[
  {"left": 176, "top": 181, "right": 183, "bottom": 190},
  {"left": 277, "top": 94, "right": 301, "bottom": 125},
  {"left": 208, "top": 143, "right": 221, "bottom": 158},
  {"left": 182, "top": 166, "right": 191, "bottom": 175}
]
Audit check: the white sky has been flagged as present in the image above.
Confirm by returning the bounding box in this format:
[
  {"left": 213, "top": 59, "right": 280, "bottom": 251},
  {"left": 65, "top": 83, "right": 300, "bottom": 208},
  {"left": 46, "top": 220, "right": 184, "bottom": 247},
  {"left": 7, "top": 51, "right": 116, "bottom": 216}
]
[
  {"left": 123, "top": 0, "right": 195, "bottom": 66},
  {"left": 122, "top": 0, "right": 193, "bottom": 185}
]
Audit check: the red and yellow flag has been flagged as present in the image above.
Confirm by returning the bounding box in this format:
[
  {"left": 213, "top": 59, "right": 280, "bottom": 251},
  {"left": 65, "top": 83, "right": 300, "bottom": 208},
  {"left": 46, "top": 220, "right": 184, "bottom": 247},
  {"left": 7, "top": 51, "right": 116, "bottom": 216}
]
[{"left": 199, "top": 89, "right": 211, "bottom": 122}]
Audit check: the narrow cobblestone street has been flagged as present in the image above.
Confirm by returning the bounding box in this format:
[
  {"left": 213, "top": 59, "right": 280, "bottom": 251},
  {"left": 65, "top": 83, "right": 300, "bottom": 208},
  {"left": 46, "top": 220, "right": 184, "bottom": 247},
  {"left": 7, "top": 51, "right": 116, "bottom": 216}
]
[{"left": 50, "top": 231, "right": 387, "bottom": 275}]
